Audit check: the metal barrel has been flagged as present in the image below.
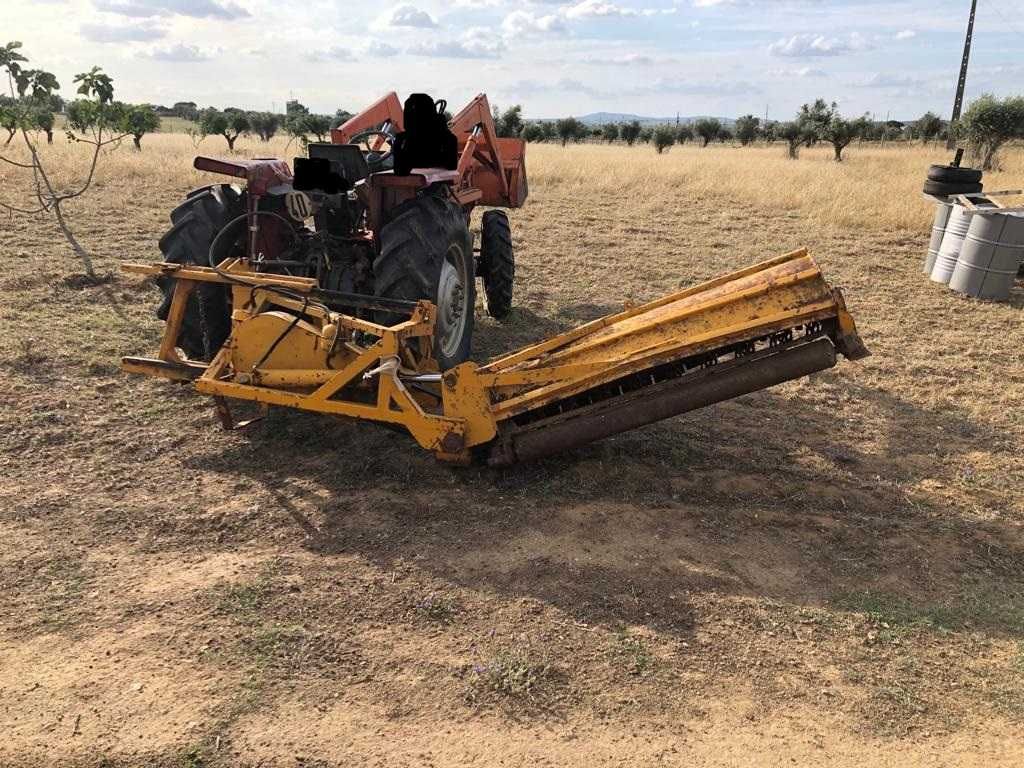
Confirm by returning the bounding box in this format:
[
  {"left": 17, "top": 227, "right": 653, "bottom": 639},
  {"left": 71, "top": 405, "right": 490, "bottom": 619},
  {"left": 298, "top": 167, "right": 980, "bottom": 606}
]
[
  {"left": 949, "top": 212, "right": 1024, "bottom": 301},
  {"left": 924, "top": 199, "right": 953, "bottom": 275},
  {"left": 930, "top": 204, "right": 975, "bottom": 284}
]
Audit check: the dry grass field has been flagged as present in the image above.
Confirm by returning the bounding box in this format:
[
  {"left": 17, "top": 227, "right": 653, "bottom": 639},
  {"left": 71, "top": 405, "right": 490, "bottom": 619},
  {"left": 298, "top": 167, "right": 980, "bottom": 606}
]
[{"left": 1, "top": 134, "right": 1023, "bottom": 767}]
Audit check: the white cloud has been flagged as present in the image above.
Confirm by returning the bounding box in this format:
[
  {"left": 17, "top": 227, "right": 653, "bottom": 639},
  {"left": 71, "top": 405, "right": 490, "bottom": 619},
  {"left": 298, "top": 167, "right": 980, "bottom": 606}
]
[
  {"left": 501, "top": 10, "right": 567, "bottom": 36},
  {"left": 93, "top": 0, "right": 249, "bottom": 20},
  {"left": 563, "top": 0, "right": 639, "bottom": 19},
  {"left": 768, "top": 66, "right": 828, "bottom": 78},
  {"left": 377, "top": 4, "right": 438, "bottom": 28},
  {"left": 857, "top": 72, "right": 925, "bottom": 88},
  {"left": 306, "top": 45, "right": 357, "bottom": 62},
  {"left": 145, "top": 43, "right": 215, "bottom": 61},
  {"left": 895, "top": 29, "right": 916, "bottom": 40},
  {"left": 80, "top": 21, "right": 167, "bottom": 42},
  {"left": 408, "top": 27, "right": 505, "bottom": 59},
  {"left": 364, "top": 40, "right": 400, "bottom": 56},
  {"left": 768, "top": 32, "right": 871, "bottom": 57}
]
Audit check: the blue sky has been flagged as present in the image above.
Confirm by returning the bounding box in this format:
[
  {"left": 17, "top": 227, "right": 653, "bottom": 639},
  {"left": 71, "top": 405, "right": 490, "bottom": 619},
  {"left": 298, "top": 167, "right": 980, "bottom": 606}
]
[{"left": 3, "top": 0, "right": 1023, "bottom": 120}]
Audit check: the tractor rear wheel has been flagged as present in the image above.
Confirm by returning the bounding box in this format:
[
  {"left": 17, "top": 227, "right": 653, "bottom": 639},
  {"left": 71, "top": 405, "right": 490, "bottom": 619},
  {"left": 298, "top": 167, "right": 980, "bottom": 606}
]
[
  {"left": 155, "top": 184, "right": 245, "bottom": 361},
  {"left": 479, "top": 209, "right": 514, "bottom": 320},
  {"left": 374, "top": 193, "right": 475, "bottom": 370}
]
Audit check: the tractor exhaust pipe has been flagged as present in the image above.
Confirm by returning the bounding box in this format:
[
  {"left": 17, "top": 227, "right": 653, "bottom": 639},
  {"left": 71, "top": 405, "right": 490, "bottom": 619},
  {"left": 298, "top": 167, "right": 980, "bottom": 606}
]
[{"left": 487, "top": 337, "right": 837, "bottom": 466}]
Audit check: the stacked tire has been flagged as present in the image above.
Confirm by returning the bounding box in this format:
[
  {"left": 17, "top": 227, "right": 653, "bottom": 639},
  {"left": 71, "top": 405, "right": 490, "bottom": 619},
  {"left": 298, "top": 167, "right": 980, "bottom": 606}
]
[{"left": 923, "top": 164, "right": 983, "bottom": 197}]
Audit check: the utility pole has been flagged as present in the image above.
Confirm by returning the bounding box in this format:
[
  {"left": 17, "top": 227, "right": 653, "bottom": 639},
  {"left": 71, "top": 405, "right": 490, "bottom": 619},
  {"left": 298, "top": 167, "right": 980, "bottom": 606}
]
[{"left": 947, "top": 0, "right": 978, "bottom": 162}]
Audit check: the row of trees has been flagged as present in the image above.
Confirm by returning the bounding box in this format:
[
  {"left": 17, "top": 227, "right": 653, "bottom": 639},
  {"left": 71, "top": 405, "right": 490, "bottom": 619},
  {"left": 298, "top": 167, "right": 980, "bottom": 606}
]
[
  {"left": 493, "top": 95, "right": 1024, "bottom": 168},
  {"left": 192, "top": 100, "right": 353, "bottom": 150}
]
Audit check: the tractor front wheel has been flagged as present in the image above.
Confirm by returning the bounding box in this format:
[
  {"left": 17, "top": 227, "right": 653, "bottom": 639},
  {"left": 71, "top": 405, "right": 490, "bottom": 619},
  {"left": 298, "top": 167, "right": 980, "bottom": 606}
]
[
  {"left": 479, "top": 209, "right": 514, "bottom": 320},
  {"left": 374, "top": 193, "right": 475, "bottom": 370},
  {"left": 155, "top": 184, "right": 245, "bottom": 360}
]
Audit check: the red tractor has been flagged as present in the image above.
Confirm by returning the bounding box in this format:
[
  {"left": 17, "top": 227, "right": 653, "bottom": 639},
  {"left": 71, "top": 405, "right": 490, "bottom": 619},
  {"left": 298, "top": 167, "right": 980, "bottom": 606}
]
[{"left": 157, "top": 92, "right": 527, "bottom": 369}]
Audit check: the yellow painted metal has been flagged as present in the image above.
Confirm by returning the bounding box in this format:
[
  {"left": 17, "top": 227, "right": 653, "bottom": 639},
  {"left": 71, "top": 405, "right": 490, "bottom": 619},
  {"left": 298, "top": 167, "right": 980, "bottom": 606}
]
[
  {"left": 121, "top": 248, "right": 866, "bottom": 461},
  {"left": 476, "top": 249, "right": 864, "bottom": 420}
]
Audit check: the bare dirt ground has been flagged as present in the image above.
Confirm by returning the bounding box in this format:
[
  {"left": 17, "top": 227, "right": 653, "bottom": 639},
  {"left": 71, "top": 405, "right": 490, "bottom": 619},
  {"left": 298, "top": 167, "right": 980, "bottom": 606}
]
[{"left": 1, "top": 139, "right": 1023, "bottom": 767}]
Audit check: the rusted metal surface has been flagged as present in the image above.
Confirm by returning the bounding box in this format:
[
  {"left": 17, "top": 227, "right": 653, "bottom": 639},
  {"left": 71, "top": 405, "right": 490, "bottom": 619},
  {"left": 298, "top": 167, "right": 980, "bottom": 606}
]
[{"left": 487, "top": 336, "right": 838, "bottom": 466}]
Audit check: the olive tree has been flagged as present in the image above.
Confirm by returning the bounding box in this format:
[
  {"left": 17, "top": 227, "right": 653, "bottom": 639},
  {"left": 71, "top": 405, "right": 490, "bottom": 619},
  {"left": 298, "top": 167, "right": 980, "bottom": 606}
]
[
  {"left": 602, "top": 122, "right": 619, "bottom": 142},
  {"left": 694, "top": 118, "right": 721, "bottom": 147},
  {"left": 620, "top": 120, "right": 641, "bottom": 146},
  {"left": 796, "top": 99, "right": 835, "bottom": 146},
  {"left": 779, "top": 121, "right": 805, "bottom": 159},
  {"left": 734, "top": 114, "right": 759, "bottom": 146},
  {"left": 915, "top": 111, "right": 943, "bottom": 144},
  {"left": 494, "top": 104, "right": 523, "bottom": 138},
  {"left": 121, "top": 103, "right": 159, "bottom": 150},
  {"left": 820, "top": 114, "right": 869, "bottom": 161},
  {"left": 248, "top": 111, "right": 281, "bottom": 142},
  {"left": 652, "top": 124, "right": 676, "bottom": 154},
  {"left": 676, "top": 124, "right": 693, "bottom": 144},
  {"left": 200, "top": 108, "right": 250, "bottom": 150},
  {"left": 555, "top": 116, "right": 584, "bottom": 146},
  {"left": 958, "top": 94, "right": 1024, "bottom": 171}
]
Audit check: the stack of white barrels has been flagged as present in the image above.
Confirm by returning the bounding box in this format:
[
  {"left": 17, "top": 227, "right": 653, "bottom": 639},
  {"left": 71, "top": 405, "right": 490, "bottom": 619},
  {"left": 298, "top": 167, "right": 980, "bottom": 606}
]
[{"left": 924, "top": 194, "right": 1024, "bottom": 302}]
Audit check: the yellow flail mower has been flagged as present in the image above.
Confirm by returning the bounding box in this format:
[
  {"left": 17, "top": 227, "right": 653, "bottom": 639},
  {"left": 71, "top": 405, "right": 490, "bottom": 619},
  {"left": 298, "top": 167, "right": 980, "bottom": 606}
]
[{"left": 121, "top": 92, "right": 868, "bottom": 465}]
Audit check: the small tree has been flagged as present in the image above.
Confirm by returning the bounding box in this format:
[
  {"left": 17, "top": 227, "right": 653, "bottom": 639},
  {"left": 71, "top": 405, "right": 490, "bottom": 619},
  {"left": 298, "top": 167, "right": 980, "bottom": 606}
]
[
  {"left": 172, "top": 101, "right": 198, "bottom": 121},
  {"left": 121, "top": 103, "right": 159, "bottom": 150},
  {"left": 200, "top": 108, "right": 250, "bottom": 150},
  {"left": 302, "top": 114, "right": 332, "bottom": 142},
  {"left": 0, "top": 96, "right": 17, "bottom": 146},
  {"left": 638, "top": 126, "right": 653, "bottom": 144},
  {"left": 652, "top": 124, "right": 675, "bottom": 154},
  {"left": 718, "top": 127, "right": 733, "bottom": 143},
  {"left": 30, "top": 101, "right": 54, "bottom": 144},
  {"left": 248, "top": 111, "right": 281, "bottom": 142},
  {"left": 602, "top": 122, "right": 619, "bottom": 142},
  {"left": 958, "top": 94, "right": 1024, "bottom": 171},
  {"left": 620, "top": 120, "right": 641, "bottom": 146},
  {"left": 331, "top": 109, "right": 353, "bottom": 129},
  {"left": 1, "top": 42, "right": 126, "bottom": 278},
  {"left": 676, "top": 124, "right": 694, "bottom": 144},
  {"left": 521, "top": 122, "right": 544, "bottom": 143},
  {"left": 694, "top": 118, "right": 721, "bottom": 147},
  {"left": 761, "top": 120, "right": 778, "bottom": 143},
  {"left": 734, "top": 114, "right": 759, "bottom": 146},
  {"left": 494, "top": 104, "right": 523, "bottom": 138},
  {"left": 796, "top": 99, "right": 835, "bottom": 146},
  {"left": 779, "top": 121, "right": 804, "bottom": 159},
  {"left": 555, "top": 116, "right": 583, "bottom": 146},
  {"left": 820, "top": 114, "right": 867, "bottom": 161}
]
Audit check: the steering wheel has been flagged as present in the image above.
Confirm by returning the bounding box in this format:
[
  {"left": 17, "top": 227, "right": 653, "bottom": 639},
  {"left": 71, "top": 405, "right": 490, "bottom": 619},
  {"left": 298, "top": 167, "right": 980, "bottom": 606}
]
[{"left": 350, "top": 128, "right": 395, "bottom": 164}]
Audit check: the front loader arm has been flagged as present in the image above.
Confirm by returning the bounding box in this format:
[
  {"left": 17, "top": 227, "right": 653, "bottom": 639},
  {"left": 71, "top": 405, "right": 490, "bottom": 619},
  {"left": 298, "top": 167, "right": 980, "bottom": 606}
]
[{"left": 331, "top": 92, "right": 404, "bottom": 145}]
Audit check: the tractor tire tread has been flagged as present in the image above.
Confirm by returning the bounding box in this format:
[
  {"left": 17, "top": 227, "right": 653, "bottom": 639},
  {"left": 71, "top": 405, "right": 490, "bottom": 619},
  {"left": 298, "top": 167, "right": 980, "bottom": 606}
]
[
  {"left": 155, "top": 184, "right": 244, "bottom": 360},
  {"left": 926, "top": 164, "right": 982, "bottom": 184},
  {"left": 480, "top": 209, "right": 514, "bottom": 320},
  {"left": 374, "top": 193, "right": 474, "bottom": 369}
]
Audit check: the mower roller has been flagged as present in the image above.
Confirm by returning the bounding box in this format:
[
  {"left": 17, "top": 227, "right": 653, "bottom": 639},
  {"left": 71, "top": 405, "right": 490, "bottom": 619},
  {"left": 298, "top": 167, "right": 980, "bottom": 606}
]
[{"left": 122, "top": 92, "right": 869, "bottom": 464}]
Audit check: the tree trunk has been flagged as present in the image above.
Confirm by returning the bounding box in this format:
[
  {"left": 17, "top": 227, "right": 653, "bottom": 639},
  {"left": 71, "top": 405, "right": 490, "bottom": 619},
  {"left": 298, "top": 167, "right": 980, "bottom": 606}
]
[
  {"left": 787, "top": 141, "right": 799, "bottom": 159},
  {"left": 226, "top": 134, "right": 236, "bottom": 151},
  {"left": 3, "top": 128, "right": 14, "bottom": 147},
  {"left": 981, "top": 143, "right": 1000, "bottom": 171},
  {"left": 833, "top": 143, "right": 843, "bottom": 162},
  {"left": 52, "top": 200, "right": 96, "bottom": 279},
  {"left": 45, "top": 129, "right": 53, "bottom": 145},
  {"left": 133, "top": 135, "right": 142, "bottom": 150}
]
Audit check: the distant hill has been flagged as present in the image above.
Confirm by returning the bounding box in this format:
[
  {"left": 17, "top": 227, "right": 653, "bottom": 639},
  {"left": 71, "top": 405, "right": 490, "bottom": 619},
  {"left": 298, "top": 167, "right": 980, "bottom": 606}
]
[{"left": 573, "top": 112, "right": 735, "bottom": 127}]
